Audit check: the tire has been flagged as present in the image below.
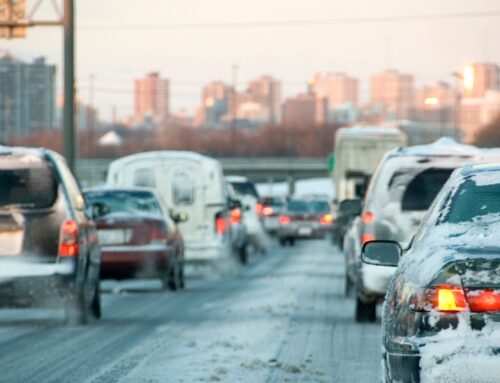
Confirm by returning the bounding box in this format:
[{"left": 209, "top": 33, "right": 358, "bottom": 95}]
[
  {"left": 179, "top": 260, "right": 185, "bottom": 289},
  {"left": 65, "top": 291, "right": 90, "bottom": 325},
  {"left": 279, "top": 238, "right": 287, "bottom": 247},
  {"left": 239, "top": 245, "right": 248, "bottom": 264},
  {"left": 91, "top": 282, "right": 102, "bottom": 319},
  {"left": 165, "top": 260, "right": 180, "bottom": 291},
  {"left": 355, "top": 296, "right": 377, "bottom": 323},
  {"left": 288, "top": 238, "right": 296, "bottom": 247}
]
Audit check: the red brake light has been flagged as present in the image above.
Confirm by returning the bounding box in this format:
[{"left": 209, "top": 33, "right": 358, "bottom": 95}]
[
  {"left": 150, "top": 224, "right": 167, "bottom": 243},
  {"left": 59, "top": 219, "right": 79, "bottom": 257},
  {"left": 256, "top": 203, "right": 264, "bottom": 215},
  {"left": 361, "top": 233, "right": 376, "bottom": 244},
  {"left": 320, "top": 214, "right": 334, "bottom": 225},
  {"left": 215, "top": 215, "right": 226, "bottom": 234},
  {"left": 262, "top": 206, "right": 273, "bottom": 216},
  {"left": 362, "top": 211, "right": 374, "bottom": 224},
  {"left": 466, "top": 289, "right": 500, "bottom": 312},
  {"left": 410, "top": 285, "right": 467, "bottom": 313},
  {"left": 279, "top": 215, "right": 291, "bottom": 224},
  {"left": 231, "top": 208, "right": 242, "bottom": 224}
]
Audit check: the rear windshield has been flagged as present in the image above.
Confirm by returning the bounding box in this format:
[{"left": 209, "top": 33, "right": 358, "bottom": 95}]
[
  {"left": 388, "top": 167, "right": 453, "bottom": 211},
  {"left": 0, "top": 153, "right": 58, "bottom": 209},
  {"left": 443, "top": 178, "right": 500, "bottom": 224},
  {"left": 262, "top": 198, "right": 285, "bottom": 208},
  {"left": 230, "top": 182, "right": 259, "bottom": 199},
  {"left": 287, "top": 200, "right": 309, "bottom": 212},
  {"left": 85, "top": 190, "right": 162, "bottom": 217},
  {"left": 309, "top": 200, "right": 330, "bottom": 214}
]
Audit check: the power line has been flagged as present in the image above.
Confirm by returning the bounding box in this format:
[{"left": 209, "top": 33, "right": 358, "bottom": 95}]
[{"left": 78, "top": 10, "right": 500, "bottom": 31}]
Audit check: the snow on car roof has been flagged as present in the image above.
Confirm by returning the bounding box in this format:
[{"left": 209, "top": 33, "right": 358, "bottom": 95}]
[
  {"left": 225, "top": 175, "right": 250, "bottom": 183},
  {"left": 392, "top": 138, "right": 480, "bottom": 157},
  {"left": 110, "top": 150, "right": 219, "bottom": 166}
]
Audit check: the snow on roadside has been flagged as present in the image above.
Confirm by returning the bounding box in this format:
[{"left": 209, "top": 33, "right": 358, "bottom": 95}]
[{"left": 420, "top": 319, "right": 500, "bottom": 383}]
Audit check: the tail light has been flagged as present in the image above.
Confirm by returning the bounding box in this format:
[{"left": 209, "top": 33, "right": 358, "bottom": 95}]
[
  {"left": 279, "top": 215, "right": 291, "bottom": 224},
  {"left": 362, "top": 211, "right": 374, "bottom": 224},
  {"left": 256, "top": 202, "right": 264, "bottom": 215},
  {"left": 231, "top": 208, "right": 242, "bottom": 224},
  {"left": 361, "top": 233, "right": 376, "bottom": 245},
  {"left": 262, "top": 206, "right": 273, "bottom": 216},
  {"left": 466, "top": 289, "right": 500, "bottom": 312},
  {"left": 215, "top": 213, "right": 227, "bottom": 235},
  {"left": 320, "top": 214, "right": 334, "bottom": 225},
  {"left": 59, "top": 219, "right": 79, "bottom": 257},
  {"left": 150, "top": 224, "right": 167, "bottom": 244},
  {"left": 410, "top": 285, "right": 467, "bottom": 313}
]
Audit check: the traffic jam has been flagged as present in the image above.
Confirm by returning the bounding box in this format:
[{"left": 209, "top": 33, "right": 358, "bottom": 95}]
[{"left": 1, "top": 128, "right": 500, "bottom": 382}]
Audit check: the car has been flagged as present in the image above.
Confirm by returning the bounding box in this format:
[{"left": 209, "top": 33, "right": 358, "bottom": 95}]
[
  {"left": 224, "top": 183, "right": 249, "bottom": 264},
  {"left": 345, "top": 139, "right": 480, "bottom": 322},
  {"left": 226, "top": 176, "right": 268, "bottom": 255},
  {"left": 0, "top": 146, "right": 101, "bottom": 324},
  {"left": 84, "top": 188, "right": 186, "bottom": 290},
  {"left": 362, "top": 163, "right": 500, "bottom": 383},
  {"left": 332, "top": 126, "right": 407, "bottom": 247},
  {"left": 277, "top": 199, "right": 332, "bottom": 246},
  {"left": 107, "top": 151, "right": 232, "bottom": 266},
  {"left": 257, "top": 196, "right": 286, "bottom": 234}
]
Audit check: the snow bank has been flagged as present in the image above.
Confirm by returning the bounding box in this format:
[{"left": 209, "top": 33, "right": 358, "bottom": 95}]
[{"left": 420, "top": 320, "right": 500, "bottom": 383}]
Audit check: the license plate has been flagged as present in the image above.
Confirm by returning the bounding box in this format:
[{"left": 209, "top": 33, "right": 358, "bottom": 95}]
[
  {"left": 0, "top": 230, "right": 23, "bottom": 256},
  {"left": 298, "top": 227, "right": 312, "bottom": 236},
  {"left": 98, "top": 229, "right": 131, "bottom": 245}
]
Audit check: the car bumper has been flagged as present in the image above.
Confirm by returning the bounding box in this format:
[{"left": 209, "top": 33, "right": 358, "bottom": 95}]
[
  {"left": 359, "top": 263, "right": 396, "bottom": 298},
  {"left": 184, "top": 239, "right": 231, "bottom": 263},
  {"left": 277, "top": 223, "right": 328, "bottom": 239},
  {"left": 100, "top": 244, "right": 172, "bottom": 279},
  {"left": 262, "top": 216, "right": 280, "bottom": 231},
  {"left": 0, "top": 260, "right": 77, "bottom": 307}
]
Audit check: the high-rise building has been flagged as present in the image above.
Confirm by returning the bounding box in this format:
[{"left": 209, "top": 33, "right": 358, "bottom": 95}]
[
  {"left": 460, "top": 90, "right": 500, "bottom": 143},
  {"left": 0, "top": 52, "right": 56, "bottom": 140},
  {"left": 310, "top": 73, "right": 358, "bottom": 110},
  {"left": 134, "top": 72, "right": 169, "bottom": 127},
  {"left": 412, "top": 82, "right": 456, "bottom": 125},
  {"left": 371, "top": 70, "right": 414, "bottom": 119},
  {"left": 462, "top": 63, "right": 500, "bottom": 98},
  {"left": 282, "top": 93, "right": 327, "bottom": 126},
  {"left": 246, "top": 75, "right": 282, "bottom": 124},
  {"left": 198, "top": 81, "right": 231, "bottom": 128}
]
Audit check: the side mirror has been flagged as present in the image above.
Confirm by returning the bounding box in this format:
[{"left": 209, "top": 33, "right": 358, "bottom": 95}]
[
  {"left": 339, "top": 199, "right": 362, "bottom": 216},
  {"left": 361, "top": 240, "right": 402, "bottom": 267},
  {"left": 172, "top": 212, "right": 189, "bottom": 224}
]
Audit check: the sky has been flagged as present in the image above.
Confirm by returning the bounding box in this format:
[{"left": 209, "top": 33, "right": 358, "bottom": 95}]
[{"left": 2, "top": 0, "right": 500, "bottom": 121}]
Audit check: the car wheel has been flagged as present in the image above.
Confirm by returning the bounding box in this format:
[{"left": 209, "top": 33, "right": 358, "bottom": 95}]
[
  {"left": 239, "top": 245, "right": 248, "bottom": 264},
  {"left": 289, "top": 238, "right": 296, "bottom": 247},
  {"left": 179, "top": 260, "right": 185, "bottom": 289},
  {"left": 355, "top": 296, "right": 377, "bottom": 322},
  {"left": 91, "top": 281, "right": 102, "bottom": 319},
  {"left": 65, "top": 291, "right": 89, "bottom": 325},
  {"left": 279, "top": 238, "right": 287, "bottom": 247},
  {"left": 166, "top": 260, "right": 180, "bottom": 291}
]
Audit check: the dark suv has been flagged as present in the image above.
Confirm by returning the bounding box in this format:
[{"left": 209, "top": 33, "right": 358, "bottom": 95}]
[{"left": 0, "top": 146, "right": 101, "bottom": 324}]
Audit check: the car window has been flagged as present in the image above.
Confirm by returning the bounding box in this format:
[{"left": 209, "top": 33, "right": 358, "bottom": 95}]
[
  {"left": 401, "top": 168, "right": 454, "bottom": 211},
  {"left": 309, "top": 200, "right": 330, "bottom": 214},
  {"left": 0, "top": 153, "right": 58, "bottom": 209},
  {"left": 85, "top": 190, "right": 163, "bottom": 217},
  {"left": 287, "top": 200, "right": 309, "bottom": 212},
  {"left": 230, "top": 182, "right": 259, "bottom": 199},
  {"left": 173, "top": 169, "right": 195, "bottom": 205},
  {"left": 134, "top": 168, "right": 156, "bottom": 188},
  {"left": 442, "top": 178, "right": 500, "bottom": 224}
]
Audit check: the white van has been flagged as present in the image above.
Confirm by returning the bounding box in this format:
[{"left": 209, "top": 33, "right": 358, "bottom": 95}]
[
  {"left": 333, "top": 126, "right": 407, "bottom": 203},
  {"left": 106, "top": 151, "right": 231, "bottom": 264}
]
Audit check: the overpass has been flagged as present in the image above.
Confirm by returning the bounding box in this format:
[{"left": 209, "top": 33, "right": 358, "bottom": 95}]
[{"left": 76, "top": 157, "right": 330, "bottom": 193}]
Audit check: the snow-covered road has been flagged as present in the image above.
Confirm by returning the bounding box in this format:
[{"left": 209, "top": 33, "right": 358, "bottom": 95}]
[{"left": 0, "top": 240, "right": 381, "bottom": 383}]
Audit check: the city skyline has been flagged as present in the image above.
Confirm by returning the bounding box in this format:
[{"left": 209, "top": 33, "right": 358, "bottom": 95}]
[{"left": 2, "top": 0, "right": 500, "bottom": 120}]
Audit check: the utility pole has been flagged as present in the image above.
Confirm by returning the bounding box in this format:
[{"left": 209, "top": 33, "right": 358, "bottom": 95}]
[
  {"left": 63, "top": 0, "right": 75, "bottom": 172},
  {"left": 231, "top": 64, "right": 238, "bottom": 154}
]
